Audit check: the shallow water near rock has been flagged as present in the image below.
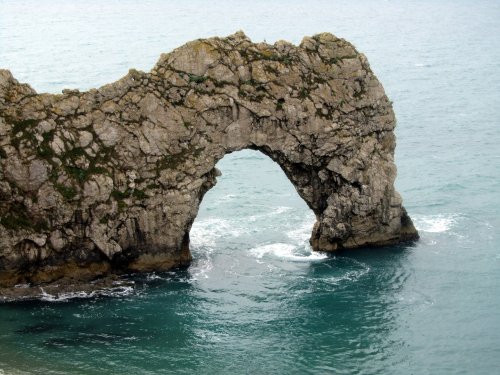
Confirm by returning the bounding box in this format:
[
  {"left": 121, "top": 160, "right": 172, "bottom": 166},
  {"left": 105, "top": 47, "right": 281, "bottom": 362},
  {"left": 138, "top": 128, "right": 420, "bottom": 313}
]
[{"left": 1, "top": 0, "right": 499, "bottom": 374}]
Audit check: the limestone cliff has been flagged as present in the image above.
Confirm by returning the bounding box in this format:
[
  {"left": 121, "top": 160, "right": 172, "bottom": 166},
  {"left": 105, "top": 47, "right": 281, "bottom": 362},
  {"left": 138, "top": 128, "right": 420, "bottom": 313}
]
[{"left": 0, "top": 32, "right": 418, "bottom": 287}]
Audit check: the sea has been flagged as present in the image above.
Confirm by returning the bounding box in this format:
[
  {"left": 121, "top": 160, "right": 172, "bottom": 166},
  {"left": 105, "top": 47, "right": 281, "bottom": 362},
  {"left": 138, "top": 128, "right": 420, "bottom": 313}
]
[{"left": 0, "top": 0, "right": 499, "bottom": 374}]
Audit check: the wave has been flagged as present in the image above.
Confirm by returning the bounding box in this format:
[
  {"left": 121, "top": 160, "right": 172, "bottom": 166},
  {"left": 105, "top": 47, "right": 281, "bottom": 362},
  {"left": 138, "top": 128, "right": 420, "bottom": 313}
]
[
  {"left": 189, "top": 256, "right": 214, "bottom": 280},
  {"left": 190, "top": 217, "right": 242, "bottom": 248},
  {"left": 286, "top": 213, "right": 315, "bottom": 243},
  {"left": 190, "top": 206, "right": 300, "bottom": 247},
  {"left": 248, "top": 243, "right": 327, "bottom": 262},
  {"left": 412, "top": 213, "right": 460, "bottom": 233},
  {"left": 189, "top": 212, "right": 319, "bottom": 279}
]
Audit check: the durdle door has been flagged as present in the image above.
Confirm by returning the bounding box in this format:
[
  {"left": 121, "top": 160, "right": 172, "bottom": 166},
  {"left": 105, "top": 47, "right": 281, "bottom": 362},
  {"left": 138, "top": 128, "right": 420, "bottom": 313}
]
[{"left": 0, "top": 31, "right": 418, "bottom": 288}]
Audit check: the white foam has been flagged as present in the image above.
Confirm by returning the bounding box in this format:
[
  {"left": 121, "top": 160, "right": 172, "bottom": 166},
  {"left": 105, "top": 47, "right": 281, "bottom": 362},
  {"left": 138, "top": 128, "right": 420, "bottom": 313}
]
[
  {"left": 98, "top": 286, "right": 135, "bottom": 297},
  {"left": 414, "top": 63, "right": 431, "bottom": 68},
  {"left": 14, "top": 283, "right": 30, "bottom": 288},
  {"left": 38, "top": 285, "right": 135, "bottom": 302},
  {"left": 190, "top": 217, "right": 242, "bottom": 248},
  {"left": 189, "top": 217, "right": 239, "bottom": 280},
  {"left": 413, "top": 214, "right": 459, "bottom": 233},
  {"left": 249, "top": 243, "right": 327, "bottom": 262},
  {"left": 286, "top": 214, "right": 315, "bottom": 243},
  {"left": 189, "top": 258, "right": 214, "bottom": 280},
  {"left": 191, "top": 208, "right": 311, "bottom": 248},
  {"left": 146, "top": 273, "right": 162, "bottom": 280},
  {"left": 189, "top": 218, "right": 224, "bottom": 279}
]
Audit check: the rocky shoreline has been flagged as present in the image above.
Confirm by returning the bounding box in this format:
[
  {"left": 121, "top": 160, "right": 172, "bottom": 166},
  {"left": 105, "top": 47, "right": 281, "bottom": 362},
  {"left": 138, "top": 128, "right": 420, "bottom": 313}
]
[
  {"left": 0, "top": 31, "right": 418, "bottom": 294},
  {"left": 0, "top": 275, "right": 136, "bottom": 302}
]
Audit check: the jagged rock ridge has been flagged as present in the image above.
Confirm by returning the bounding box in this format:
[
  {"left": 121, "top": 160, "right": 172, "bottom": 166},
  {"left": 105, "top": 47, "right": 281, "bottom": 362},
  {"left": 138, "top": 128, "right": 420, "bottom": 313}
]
[{"left": 0, "top": 31, "right": 418, "bottom": 288}]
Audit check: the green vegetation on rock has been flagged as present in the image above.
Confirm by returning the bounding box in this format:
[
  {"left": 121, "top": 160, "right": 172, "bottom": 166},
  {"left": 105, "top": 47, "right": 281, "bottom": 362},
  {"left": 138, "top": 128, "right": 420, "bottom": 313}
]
[
  {"left": 0, "top": 203, "right": 48, "bottom": 232},
  {"left": 54, "top": 183, "right": 77, "bottom": 201}
]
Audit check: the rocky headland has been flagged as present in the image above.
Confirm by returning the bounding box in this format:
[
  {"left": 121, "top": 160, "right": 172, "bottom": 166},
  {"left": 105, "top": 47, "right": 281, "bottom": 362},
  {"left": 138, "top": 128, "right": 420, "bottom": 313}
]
[{"left": 0, "top": 32, "right": 418, "bottom": 292}]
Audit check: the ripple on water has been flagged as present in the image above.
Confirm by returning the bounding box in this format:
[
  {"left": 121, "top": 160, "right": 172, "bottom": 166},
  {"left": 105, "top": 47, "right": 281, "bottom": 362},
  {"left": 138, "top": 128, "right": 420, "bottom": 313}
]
[{"left": 308, "top": 257, "right": 371, "bottom": 292}]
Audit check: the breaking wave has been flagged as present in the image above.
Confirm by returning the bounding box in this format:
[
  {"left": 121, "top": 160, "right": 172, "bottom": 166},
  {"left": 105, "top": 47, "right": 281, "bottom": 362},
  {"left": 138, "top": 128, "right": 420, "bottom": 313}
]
[
  {"left": 413, "top": 214, "right": 460, "bottom": 233},
  {"left": 249, "top": 243, "right": 327, "bottom": 262}
]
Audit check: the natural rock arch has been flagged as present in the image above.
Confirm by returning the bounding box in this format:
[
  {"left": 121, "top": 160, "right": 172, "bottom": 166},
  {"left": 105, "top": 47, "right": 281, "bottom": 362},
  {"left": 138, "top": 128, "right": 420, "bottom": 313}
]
[{"left": 0, "top": 32, "right": 418, "bottom": 287}]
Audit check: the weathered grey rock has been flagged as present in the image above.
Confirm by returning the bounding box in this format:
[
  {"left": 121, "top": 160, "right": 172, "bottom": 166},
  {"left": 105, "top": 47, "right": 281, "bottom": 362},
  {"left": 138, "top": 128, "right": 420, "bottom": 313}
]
[
  {"left": 78, "top": 131, "right": 93, "bottom": 148},
  {"left": 4, "top": 157, "right": 48, "bottom": 192},
  {"left": 83, "top": 174, "right": 113, "bottom": 205},
  {"left": 0, "top": 32, "right": 418, "bottom": 288}
]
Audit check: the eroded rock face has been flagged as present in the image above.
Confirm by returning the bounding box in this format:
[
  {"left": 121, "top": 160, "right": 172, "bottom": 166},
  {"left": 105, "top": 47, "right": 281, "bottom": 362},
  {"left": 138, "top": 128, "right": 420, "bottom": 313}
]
[{"left": 0, "top": 32, "right": 418, "bottom": 287}]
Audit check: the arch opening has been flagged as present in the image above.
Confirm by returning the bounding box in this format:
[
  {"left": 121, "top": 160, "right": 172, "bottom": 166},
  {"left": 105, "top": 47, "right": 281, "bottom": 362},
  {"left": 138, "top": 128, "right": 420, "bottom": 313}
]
[{"left": 188, "top": 149, "right": 323, "bottom": 278}]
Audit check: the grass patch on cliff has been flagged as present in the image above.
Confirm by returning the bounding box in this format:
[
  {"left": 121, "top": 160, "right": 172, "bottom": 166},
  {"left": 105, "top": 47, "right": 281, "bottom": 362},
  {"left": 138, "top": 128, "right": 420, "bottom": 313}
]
[
  {"left": 108, "top": 190, "right": 144, "bottom": 211},
  {"left": 0, "top": 203, "right": 48, "bottom": 232},
  {"left": 328, "top": 55, "right": 358, "bottom": 66},
  {"left": 111, "top": 188, "right": 148, "bottom": 201},
  {"left": 298, "top": 87, "right": 310, "bottom": 99},
  {"left": 7, "top": 118, "right": 39, "bottom": 150},
  {"left": 157, "top": 149, "right": 189, "bottom": 170},
  {"left": 253, "top": 50, "right": 292, "bottom": 65},
  {"left": 61, "top": 148, "right": 112, "bottom": 183},
  {"left": 243, "top": 79, "right": 258, "bottom": 86},
  {"left": 132, "top": 189, "right": 148, "bottom": 199},
  {"left": 276, "top": 98, "right": 285, "bottom": 111},
  {"left": 264, "top": 65, "right": 280, "bottom": 75},
  {"left": 188, "top": 74, "right": 207, "bottom": 84},
  {"left": 11, "top": 119, "right": 39, "bottom": 135},
  {"left": 110, "top": 189, "right": 129, "bottom": 201},
  {"left": 54, "top": 183, "right": 77, "bottom": 201},
  {"left": 37, "top": 130, "right": 55, "bottom": 159},
  {"left": 62, "top": 147, "right": 86, "bottom": 162},
  {"left": 65, "top": 165, "right": 107, "bottom": 183},
  {"left": 99, "top": 214, "right": 112, "bottom": 224},
  {"left": 242, "top": 49, "right": 293, "bottom": 66}
]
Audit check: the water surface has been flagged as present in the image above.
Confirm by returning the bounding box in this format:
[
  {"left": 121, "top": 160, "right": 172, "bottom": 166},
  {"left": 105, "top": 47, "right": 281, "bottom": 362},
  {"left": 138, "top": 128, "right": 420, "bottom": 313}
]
[{"left": 1, "top": 0, "right": 499, "bottom": 373}]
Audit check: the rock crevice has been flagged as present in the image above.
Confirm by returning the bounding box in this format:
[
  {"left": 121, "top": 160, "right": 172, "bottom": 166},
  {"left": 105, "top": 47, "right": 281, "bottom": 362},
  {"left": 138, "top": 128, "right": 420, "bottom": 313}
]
[{"left": 0, "top": 32, "right": 418, "bottom": 287}]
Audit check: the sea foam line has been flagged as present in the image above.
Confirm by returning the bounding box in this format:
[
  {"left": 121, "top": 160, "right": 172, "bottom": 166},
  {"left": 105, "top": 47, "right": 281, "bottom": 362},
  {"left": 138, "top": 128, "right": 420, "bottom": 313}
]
[{"left": 38, "top": 285, "right": 135, "bottom": 302}]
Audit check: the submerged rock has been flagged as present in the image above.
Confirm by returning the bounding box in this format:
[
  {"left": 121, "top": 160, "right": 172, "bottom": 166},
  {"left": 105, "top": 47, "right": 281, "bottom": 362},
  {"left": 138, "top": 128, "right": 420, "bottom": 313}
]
[{"left": 0, "top": 31, "right": 418, "bottom": 289}]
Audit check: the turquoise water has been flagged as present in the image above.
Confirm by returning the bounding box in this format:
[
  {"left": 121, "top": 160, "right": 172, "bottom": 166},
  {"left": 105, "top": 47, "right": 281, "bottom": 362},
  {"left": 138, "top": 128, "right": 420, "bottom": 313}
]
[{"left": 1, "top": 0, "right": 500, "bottom": 373}]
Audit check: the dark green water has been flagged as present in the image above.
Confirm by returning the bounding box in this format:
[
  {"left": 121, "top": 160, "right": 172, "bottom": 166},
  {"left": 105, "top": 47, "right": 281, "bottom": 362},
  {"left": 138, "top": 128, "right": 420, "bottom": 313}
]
[{"left": 1, "top": 0, "right": 500, "bottom": 373}]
